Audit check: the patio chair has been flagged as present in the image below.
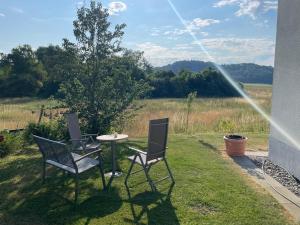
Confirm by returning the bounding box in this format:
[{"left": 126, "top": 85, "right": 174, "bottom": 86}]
[
  {"left": 66, "top": 113, "right": 100, "bottom": 154},
  {"left": 33, "top": 135, "right": 106, "bottom": 203},
  {"left": 125, "top": 118, "right": 175, "bottom": 192}
]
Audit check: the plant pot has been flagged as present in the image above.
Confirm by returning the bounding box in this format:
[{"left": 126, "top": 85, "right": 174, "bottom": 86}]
[
  {"left": 224, "top": 135, "right": 247, "bottom": 156},
  {"left": 0, "top": 135, "right": 4, "bottom": 143}
]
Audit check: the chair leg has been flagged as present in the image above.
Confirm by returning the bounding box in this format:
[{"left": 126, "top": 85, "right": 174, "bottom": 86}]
[
  {"left": 146, "top": 164, "right": 152, "bottom": 173},
  {"left": 42, "top": 161, "right": 46, "bottom": 183},
  {"left": 75, "top": 174, "right": 79, "bottom": 204},
  {"left": 98, "top": 162, "right": 106, "bottom": 190},
  {"left": 163, "top": 158, "right": 175, "bottom": 184},
  {"left": 125, "top": 156, "right": 136, "bottom": 190},
  {"left": 140, "top": 160, "right": 156, "bottom": 192}
]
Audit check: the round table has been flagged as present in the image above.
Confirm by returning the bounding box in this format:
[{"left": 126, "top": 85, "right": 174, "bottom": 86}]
[{"left": 97, "top": 134, "right": 128, "bottom": 188}]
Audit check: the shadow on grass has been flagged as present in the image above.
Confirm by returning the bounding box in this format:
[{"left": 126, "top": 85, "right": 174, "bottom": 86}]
[
  {"left": 198, "top": 139, "right": 219, "bottom": 153},
  {"left": 124, "top": 183, "right": 179, "bottom": 225},
  {"left": 100, "top": 140, "right": 147, "bottom": 174},
  {"left": 0, "top": 155, "right": 122, "bottom": 225},
  {"left": 1, "top": 140, "right": 179, "bottom": 225}
]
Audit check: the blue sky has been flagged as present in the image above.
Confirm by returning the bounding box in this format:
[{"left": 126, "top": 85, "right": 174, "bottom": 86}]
[{"left": 0, "top": 0, "right": 278, "bottom": 66}]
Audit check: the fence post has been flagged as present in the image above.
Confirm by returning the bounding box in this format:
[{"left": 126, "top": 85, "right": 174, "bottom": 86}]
[{"left": 38, "top": 105, "right": 45, "bottom": 124}]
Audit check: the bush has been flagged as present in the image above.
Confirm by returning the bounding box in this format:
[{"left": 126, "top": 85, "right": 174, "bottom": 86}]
[
  {"left": 215, "top": 119, "right": 235, "bottom": 133},
  {"left": 0, "top": 131, "right": 24, "bottom": 158},
  {"left": 23, "top": 120, "right": 69, "bottom": 144}
]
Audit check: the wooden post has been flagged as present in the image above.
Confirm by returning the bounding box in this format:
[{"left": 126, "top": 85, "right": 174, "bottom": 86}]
[{"left": 38, "top": 105, "right": 45, "bottom": 124}]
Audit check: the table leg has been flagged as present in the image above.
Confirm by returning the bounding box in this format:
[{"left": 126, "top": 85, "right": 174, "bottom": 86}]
[
  {"left": 107, "top": 141, "right": 122, "bottom": 189},
  {"left": 112, "top": 141, "right": 116, "bottom": 175},
  {"left": 107, "top": 141, "right": 115, "bottom": 189}
]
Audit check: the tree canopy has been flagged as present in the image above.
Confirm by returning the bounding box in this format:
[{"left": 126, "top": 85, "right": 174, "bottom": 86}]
[
  {"left": 59, "top": 1, "right": 149, "bottom": 133},
  {"left": 149, "top": 68, "right": 241, "bottom": 98},
  {"left": 0, "top": 45, "right": 46, "bottom": 97}
]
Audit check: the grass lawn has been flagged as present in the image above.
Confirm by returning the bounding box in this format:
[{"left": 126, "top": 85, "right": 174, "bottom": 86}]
[{"left": 0, "top": 134, "right": 295, "bottom": 225}]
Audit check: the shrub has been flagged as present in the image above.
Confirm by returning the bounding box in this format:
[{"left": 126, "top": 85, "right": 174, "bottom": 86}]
[
  {"left": 23, "top": 120, "right": 69, "bottom": 144},
  {"left": 0, "top": 131, "right": 24, "bottom": 158},
  {"left": 215, "top": 119, "right": 235, "bottom": 133}
]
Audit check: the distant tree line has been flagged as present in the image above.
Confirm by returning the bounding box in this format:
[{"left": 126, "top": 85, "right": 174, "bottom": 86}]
[
  {"left": 148, "top": 69, "right": 241, "bottom": 98},
  {"left": 158, "top": 60, "right": 273, "bottom": 84},
  {"left": 0, "top": 45, "right": 241, "bottom": 99},
  {"left": 0, "top": 43, "right": 149, "bottom": 99}
]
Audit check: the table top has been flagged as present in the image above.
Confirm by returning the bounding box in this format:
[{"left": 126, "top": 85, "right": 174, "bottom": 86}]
[{"left": 96, "top": 134, "right": 128, "bottom": 142}]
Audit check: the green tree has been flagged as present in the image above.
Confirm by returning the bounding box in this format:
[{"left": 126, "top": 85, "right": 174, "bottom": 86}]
[
  {"left": 36, "top": 45, "right": 66, "bottom": 97},
  {"left": 0, "top": 45, "right": 47, "bottom": 97},
  {"left": 60, "top": 1, "right": 149, "bottom": 133}
]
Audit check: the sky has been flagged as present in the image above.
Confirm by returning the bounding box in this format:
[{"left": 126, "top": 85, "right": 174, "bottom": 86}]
[{"left": 0, "top": 0, "right": 278, "bottom": 67}]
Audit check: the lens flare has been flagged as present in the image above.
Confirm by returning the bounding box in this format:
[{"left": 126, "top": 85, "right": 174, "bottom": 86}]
[{"left": 167, "top": 0, "right": 300, "bottom": 150}]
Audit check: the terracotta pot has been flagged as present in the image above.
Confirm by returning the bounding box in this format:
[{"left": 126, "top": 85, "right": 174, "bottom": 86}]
[
  {"left": 0, "top": 135, "right": 4, "bottom": 143},
  {"left": 224, "top": 135, "right": 247, "bottom": 156}
]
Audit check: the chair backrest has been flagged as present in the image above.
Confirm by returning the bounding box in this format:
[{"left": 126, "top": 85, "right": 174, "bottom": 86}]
[
  {"left": 146, "top": 118, "right": 169, "bottom": 162},
  {"left": 66, "top": 113, "right": 82, "bottom": 141},
  {"left": 33, "top": 135, "right": 76, "bottom": 169}
]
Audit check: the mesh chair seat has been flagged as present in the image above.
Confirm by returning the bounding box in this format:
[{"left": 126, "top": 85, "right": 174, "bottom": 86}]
[
  {"left": 128, "top": 154, "right": 163, "bottom": 165},
  {"left": 46, "top": 153, "right": 99, "bottom": 174},
  {"left": 76, "top": 143, "right": 100, "bottom": 152}
]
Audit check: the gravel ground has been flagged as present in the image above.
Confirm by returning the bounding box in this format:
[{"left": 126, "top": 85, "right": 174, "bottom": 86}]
[{"left": 251, "top": 156, "right": 300, "bottom": 197}]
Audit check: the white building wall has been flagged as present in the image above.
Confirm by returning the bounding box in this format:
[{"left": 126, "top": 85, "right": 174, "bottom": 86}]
[{"left": 269, "top": 0, "right": 300, "bottom": 179}]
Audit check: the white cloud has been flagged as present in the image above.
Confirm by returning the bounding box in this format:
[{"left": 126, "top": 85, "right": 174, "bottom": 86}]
[
  {"left": 133, "top": 38, "right": 275, "bottom": 66},
  {"left": 194, "top": 37, "right": 275, "bottom": 65},
  {"left": 213, "top": 0, "right": 240, "bottom": 8},
  {"left": 108, "top": 1, "right": 127, "bottom": 15},
  {"left": 201, "top": 32, "right": 209, "bottom": 37},
  {"left": 0, "top": 13, "right": 5, "bottom": 17},
  {"left": 213, "top": 0, "right": 277, "bottom": 19},
  {"left": 235, "top": 0, "right": 260, "bottom": 19},
  {"left": 11, "top": 7, "right": 24, "bottom": 14},
  {"left": 76, "top": 1, "right": 84, "bottom": 8},
  {"left": 263, "top": 1, "right": 278, "bottom": 12},
  {"left": 188, "top": 18, "right": 220, "bottom": 29},
  {"left": 134, "top": 42, "right": 208, "bottom": 66},
  {"left": 154, "top": 18, "right": 219, "bottom": 39}
]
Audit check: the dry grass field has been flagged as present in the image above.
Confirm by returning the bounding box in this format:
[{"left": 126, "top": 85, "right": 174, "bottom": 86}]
[
  {"left": 0, "top": 84, "right": 272, "bottom": 150},
  {"left": 0, "top": 98, "right": 60, "bottom": 130},
  {"left": 124, "top": 84, "right": 272, "bottom": 137}
]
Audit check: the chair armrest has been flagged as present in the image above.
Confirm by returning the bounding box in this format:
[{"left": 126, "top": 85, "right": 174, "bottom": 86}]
[
  {"left": 70, "top": 138, "right": 88, "bottom": 150},
  {"left": 129, "top": 147, "right": 147, "bottom": 155},
  {"left": 82, "top": 134, "right": 98, "bottom": 137},
  {"left": 74, "top": 149, "right": 102, "bottom": 162},
  {"left": 82, "top": 134, "right": 98, "bottom": 143},
  {"left": 70, "top": 138, "right": 88, "bottom": 142}
]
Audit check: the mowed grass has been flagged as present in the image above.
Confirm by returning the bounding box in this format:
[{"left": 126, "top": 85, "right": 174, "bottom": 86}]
[{"left": 0, "top": 135, "right": 296, "bottom": 225}]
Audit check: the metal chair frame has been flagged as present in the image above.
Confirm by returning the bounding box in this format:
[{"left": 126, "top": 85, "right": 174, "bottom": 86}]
[
  {"left": 33, "top": 135, "right": 106, "bottom": 203},
  {"left": 65, "top": 113, "right": 100, "bottom": 153},
  {"left": 125, "top": 118, "right": 175, "bottom": 192}
]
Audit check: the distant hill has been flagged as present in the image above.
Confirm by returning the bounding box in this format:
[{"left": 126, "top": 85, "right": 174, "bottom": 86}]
[{"left": 157, "top": 60, "right": 273, "bottom": 84}]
